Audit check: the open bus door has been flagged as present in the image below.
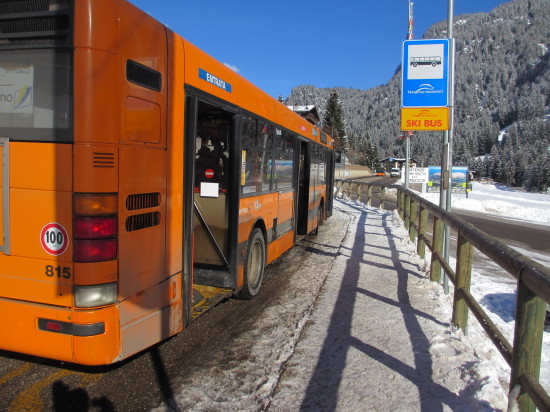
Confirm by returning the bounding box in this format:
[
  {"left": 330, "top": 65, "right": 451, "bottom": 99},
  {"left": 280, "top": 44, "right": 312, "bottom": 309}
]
[
  {"left": 184, "top": 96, "right": 237, "bottom": 324},
  {"left": 326, "top": 150, "right": 335, "bottom": 218},
  {"left": 296, "top": 140, "right": 310, "bottom": 236}
]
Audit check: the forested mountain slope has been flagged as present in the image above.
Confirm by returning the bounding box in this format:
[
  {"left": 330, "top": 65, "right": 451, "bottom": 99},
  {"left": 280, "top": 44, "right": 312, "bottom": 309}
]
[{"left": 286, "top": 0, "right": 549, "bottom": 190}]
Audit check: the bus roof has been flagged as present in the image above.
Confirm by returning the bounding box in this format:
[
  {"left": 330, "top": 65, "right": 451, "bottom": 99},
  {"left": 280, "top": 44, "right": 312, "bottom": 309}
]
[{"left": 178, "top": 35, "right": 332, "bottom": 148}]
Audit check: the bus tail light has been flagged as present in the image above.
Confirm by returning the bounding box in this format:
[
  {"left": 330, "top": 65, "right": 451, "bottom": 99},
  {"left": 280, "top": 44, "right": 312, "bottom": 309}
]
[
  {"left": 74, "top": 238, "right": 117, "bottom": 262},
  {"left": 74, "top": 193, "right": 117, "bottom": 216},
  {"left": 73, "top": 193, "right": 117, "bottom": 263},
  {"left": 74, "top": 217, "right": 117, "bottom": 239}
]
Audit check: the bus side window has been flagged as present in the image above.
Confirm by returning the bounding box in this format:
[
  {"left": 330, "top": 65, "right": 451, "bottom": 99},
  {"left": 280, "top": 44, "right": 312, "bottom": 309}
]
[
  {"left": 243, "top": 148, "right": 272, "bottom": 194},
  {"left": 274, "top": 153, "right": 293, "bottom": 190},
  {"left": 258, "top": 122, "right": 274, "bottom": 150},
  {"left": 243, "top": 148, "right": 262, "bottom": 194},
  {"left": 262, "top": 154, "right": 272, "bottom": 192},
  {"left": 242, "top": 116, "right": 257, "bottom": 147},
  {"left": 272, "top": 130, "right": 295, "bottom": 191}
]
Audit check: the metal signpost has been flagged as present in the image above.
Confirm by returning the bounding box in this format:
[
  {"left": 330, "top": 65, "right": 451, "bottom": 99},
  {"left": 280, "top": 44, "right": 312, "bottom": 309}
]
[
  {"left": 442, "top": 0, "right": 456, "bottom": 294},
  {"left": 401, "top": 5, "right": 455, "bottom": 293}
]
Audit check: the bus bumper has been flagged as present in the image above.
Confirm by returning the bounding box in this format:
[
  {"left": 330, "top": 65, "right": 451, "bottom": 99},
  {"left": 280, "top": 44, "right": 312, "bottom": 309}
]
[{"left": 0, "top": 297, "right": 120, "bottom": 365}]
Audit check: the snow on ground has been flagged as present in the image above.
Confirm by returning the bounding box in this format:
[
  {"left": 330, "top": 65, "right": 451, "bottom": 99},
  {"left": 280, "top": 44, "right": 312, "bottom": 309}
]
[
  {"left": 421, "top": 182, "right": 550, "bottom": 224},
  {"left": 331, "top": 181, "right": 550, "bottom": 408},
  {"left": 152, "top": 183, "right": 548, "bottom": 411},
  {"left": 414, "top": 181, "right": 550, "bottom": 396},
  {"left": 272, "top": 200, "right": 510, "bottom": 411}
]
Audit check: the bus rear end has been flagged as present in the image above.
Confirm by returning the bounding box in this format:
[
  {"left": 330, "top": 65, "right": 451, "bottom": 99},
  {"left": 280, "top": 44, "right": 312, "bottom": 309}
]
[
  {"left": 0, "top": 0, "right": 120, "bottom": 365},
  {"left": 0, "top": 0, "right": 179, "bottom": 365}
]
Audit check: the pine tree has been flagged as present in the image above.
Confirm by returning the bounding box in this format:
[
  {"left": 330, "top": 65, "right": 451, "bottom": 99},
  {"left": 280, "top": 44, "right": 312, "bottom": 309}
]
[
  {"left": 365, "top": 132, "right": 379, "bottom": 169},
  {"left": 322, "top": 90, "right": 347, "bottom": 153}
]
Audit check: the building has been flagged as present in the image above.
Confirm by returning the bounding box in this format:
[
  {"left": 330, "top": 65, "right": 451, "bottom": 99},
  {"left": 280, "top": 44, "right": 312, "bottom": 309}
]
[
  {"left": 286, "top": 105, "right": 321, "bottom": 127},
  {"left": 380, "top": 157, "right": 418, "bottom": 170}
]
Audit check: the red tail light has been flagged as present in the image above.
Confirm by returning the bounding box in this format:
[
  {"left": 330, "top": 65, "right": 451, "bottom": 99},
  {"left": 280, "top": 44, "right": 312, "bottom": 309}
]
[
  {"left": 74, "top": 193, "right": 117, "bottom": 263},
  {"left": 74, "top": 239, "right": 117, "bottom": 262},
  {"left": 74, "top": 217, "right": 117, "bottom": 239}
]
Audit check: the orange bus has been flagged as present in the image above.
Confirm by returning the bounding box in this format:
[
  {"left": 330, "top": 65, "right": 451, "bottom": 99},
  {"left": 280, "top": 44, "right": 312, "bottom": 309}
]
[{"left": 0, "top": 0, "right": 335, "bottom": 365}]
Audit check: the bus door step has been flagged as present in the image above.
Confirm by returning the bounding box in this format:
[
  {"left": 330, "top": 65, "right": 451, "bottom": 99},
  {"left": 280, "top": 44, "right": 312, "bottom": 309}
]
[
  {"left": 192, "top": 284, "right": 233, "bottom": 320},
  {"left": 194, "top": 267, "right": 232, "bottom": 288}
]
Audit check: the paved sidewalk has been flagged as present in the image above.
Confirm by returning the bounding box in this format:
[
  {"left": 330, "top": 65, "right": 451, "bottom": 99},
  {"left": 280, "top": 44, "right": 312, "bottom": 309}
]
[{"left": 269, "top": 199, "right": 504, "bottom": 411}]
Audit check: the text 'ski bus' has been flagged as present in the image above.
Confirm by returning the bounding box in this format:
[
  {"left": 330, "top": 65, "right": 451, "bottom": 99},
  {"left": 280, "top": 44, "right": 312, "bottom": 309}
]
[{"left": 0, "top": 0, "right": 335, "bottom": 365}]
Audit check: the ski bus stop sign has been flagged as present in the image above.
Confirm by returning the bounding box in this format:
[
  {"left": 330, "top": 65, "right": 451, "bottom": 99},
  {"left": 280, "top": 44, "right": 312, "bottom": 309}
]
[{"left": 401, "top": 39, "right": 450, "bottom": 108}]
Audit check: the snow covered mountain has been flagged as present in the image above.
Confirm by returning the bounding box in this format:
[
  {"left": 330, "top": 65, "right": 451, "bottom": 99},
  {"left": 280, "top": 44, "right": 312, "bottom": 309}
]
[{"left": 286, "top": 0, "right": 550, "bottom": 192}]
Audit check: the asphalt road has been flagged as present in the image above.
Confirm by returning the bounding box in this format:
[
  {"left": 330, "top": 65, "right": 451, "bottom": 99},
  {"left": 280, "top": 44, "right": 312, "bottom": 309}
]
[
  {"left": 0, "top": 231, "right": 332, "bottom": 411},
  {"left": 452, "top": 209, "right": 550, "bottom": 254}
]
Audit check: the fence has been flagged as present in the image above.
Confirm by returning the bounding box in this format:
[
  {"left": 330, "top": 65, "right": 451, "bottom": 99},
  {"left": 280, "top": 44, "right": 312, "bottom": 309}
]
[{"left": 336, "top": 179, "right": 550, "bottom": 412}]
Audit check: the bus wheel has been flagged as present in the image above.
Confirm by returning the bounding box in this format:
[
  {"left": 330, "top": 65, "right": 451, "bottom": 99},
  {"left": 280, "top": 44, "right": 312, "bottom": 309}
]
[
  {"left": 237, "top": 228, "right": 266, "bottom": 299},
  {"left": 312, "top": 204, "right": 324, "bottom": 236}
]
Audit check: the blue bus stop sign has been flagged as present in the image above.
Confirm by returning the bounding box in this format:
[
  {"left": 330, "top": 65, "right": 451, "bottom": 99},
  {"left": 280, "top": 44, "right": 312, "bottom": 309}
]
[{"left": 402, "top": 39, "right": 450, "bottom": 108}]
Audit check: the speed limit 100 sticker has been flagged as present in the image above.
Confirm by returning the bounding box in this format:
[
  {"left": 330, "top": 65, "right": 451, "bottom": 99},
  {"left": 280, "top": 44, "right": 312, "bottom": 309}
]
[{"left": 40, "top": 222, "right": 69, "bottom": 256}]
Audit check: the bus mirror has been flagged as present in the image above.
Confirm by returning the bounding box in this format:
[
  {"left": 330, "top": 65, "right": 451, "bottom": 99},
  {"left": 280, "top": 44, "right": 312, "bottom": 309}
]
[{"left": 335, "top": 151, "right": 342, "bottom": 164}]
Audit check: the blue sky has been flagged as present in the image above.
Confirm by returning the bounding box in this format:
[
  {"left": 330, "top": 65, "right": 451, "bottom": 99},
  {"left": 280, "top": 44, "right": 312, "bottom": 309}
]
[{"left": 127, "top": 0, "right": 511, "bottom": 99}]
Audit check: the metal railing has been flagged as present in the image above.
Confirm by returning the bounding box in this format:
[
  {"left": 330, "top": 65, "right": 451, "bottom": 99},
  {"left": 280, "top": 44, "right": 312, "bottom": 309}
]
[{"left": 336, "top": 179, "right": 550, "bottom": 412}]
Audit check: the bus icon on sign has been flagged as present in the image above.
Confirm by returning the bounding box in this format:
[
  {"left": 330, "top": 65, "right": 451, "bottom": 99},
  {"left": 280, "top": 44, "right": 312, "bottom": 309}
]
[{"left": 410, "top": 56, "right": 442, "bottom": 67}]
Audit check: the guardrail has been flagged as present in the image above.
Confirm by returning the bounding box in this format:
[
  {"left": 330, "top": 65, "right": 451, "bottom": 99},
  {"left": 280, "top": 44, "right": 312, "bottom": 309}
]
[{"left": 336, "top": 179, "right": 550, "bottom": 412}]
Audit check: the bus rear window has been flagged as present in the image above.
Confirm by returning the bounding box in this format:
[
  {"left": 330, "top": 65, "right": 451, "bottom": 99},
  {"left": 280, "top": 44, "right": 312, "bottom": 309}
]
[{"left": 0, "top": 49, "right": 72, "bottom": 142}]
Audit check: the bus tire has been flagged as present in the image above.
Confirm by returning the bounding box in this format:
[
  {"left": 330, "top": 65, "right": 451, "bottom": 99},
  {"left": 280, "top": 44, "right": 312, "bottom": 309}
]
[
  {"left": 312, "top": 204, "right": 324, "bottom": 236},
  {"left": 237, "top": 228, "right": 266, "bottom": 299}
]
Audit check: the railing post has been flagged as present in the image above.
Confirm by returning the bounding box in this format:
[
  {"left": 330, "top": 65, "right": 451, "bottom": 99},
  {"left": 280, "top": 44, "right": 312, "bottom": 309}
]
[
  {"left": 404, "top": 194, "right": 411, "bottom": 232},
  {"left": 452, "top": 232, "right": 473, "bottom": 333},
  {"left": 367, "top": 185, "right": 373, "bottom": 207},
  {"left": 380, "top": 186, "right": 386, "bottom": 210},
  {"left": 510, "top": 276, "right": 546, "bottom": 412},
  {"left": 417, "top": 205, "right": 428, "bottom": 259},
  {"left": 356, "top": 182, "right": 361, "bottom": 201},
  {"left": 409, "top": 199, "right": 418, "bottom": 243},
  {"left": 397, "top": 191, "right": 402, "bottom": 218},
  {"left": 430, "top": 217, "right": 443, "bottom": 283}
]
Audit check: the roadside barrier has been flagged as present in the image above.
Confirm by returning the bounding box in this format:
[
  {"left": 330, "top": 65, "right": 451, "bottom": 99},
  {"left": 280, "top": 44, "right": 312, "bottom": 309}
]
[{"left": 336, "top": 179, "right": 550, "bottom": 412}]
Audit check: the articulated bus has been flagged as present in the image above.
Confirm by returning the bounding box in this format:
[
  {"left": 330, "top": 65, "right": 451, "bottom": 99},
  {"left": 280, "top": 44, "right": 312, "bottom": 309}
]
[{"left": 0, "top": 0, "right": 335, "bottom": 365}]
